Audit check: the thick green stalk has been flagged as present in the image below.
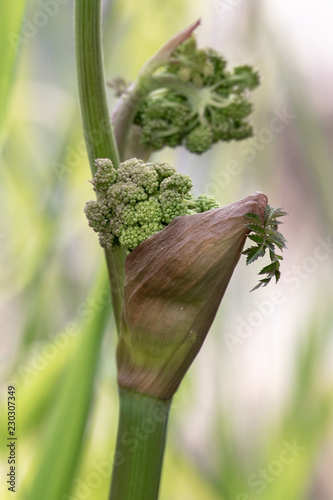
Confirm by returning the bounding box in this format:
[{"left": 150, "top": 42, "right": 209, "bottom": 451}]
[
  {"left": 109, "top": 387, "right": 172, "bottom": 500},
  {"left": 75, "top": 0, "right": 125, "bottom": 331},
  {"left": 75, "top": 0, "right": 119, "bottom": 170}
]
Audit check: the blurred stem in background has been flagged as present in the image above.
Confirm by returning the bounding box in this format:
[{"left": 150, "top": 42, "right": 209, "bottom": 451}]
[
  {"left": 0, "top": 0, "right": 27, "bottom": 135},
  {"left": 24, "top": 269, "right": 111, "bottom": 500}
]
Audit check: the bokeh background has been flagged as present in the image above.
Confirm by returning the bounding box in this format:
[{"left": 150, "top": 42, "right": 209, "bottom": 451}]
[{"left": 1, "top": 0, "right": 333, "bottom": 499}]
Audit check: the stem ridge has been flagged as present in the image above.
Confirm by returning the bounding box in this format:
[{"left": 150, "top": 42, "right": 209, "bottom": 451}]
[{"left": 109, "top": 388, "right": 171, "bottom": 500}]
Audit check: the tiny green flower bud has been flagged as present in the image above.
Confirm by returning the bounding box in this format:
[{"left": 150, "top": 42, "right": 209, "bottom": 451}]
[
  {"left": 192, "top": 73, "right": 203, "bottom": 88},
  {"left": 117, "top": 192, "right": 268, "bottom": 399},
  {"left": 177, "top": 67, "right": 192, "bottom": 82}
]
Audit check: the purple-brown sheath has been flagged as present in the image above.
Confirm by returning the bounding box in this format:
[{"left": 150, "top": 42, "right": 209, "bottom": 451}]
[{"left": 117, "top": 192, "right": 268, "bottom": 399}]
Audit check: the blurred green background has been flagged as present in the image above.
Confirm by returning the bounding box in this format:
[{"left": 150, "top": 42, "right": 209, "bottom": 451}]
[{"left": 1, "top": 0, "right": 333, "bottom": 499}]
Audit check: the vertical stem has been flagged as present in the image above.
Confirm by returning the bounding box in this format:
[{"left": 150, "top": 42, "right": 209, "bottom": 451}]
[
  {"left": 104, "top": 247, "right": 125, "bottom": 333},
  {"left": 109, "top": 387, "right": 172, "bottom": 500},
  {"left": 74, "top": 0, "right": 125, "bottom": 331},
  {"left": 75, "top": 0, "right": 119, "bottom": 170}
]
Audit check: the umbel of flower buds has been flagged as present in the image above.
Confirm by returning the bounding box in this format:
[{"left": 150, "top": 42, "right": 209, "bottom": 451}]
[{"left": 117, "top": 192, "right": 268, "bottom": 400}]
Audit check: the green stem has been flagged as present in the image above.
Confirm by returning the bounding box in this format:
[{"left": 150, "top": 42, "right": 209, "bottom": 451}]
[
  {"left": 75, "top": 0, "right": 125, "bottom": 331},
  {"left": 109, "top": 387, "right": 172, "bottom": 500},
  {"left": 75, "top": 0, "right": 119, "bottom": 170},
  {"left": 104, "top": 247, "right": 125, "bottom": 333}
]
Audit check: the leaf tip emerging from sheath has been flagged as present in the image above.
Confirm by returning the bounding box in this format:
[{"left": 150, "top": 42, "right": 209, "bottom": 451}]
[
  {"left": 243, "top": 202, "right": 288, "bottom": 291},
  {"left": 142, "top": 19, "right": 201, "bottom": 71}
]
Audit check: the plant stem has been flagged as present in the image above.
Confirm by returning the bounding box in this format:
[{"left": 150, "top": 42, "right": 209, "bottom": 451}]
[
  {"left": 109, "top": 387, "right": 172, "bottom": 500},
  {"left": 112, "top": 72, "right": 155, "bottom": 160},
  {"left": 75, "top": 0, "right": 119, "bottom": 170},
  {"left": 75, "top": 0, "right": 125, "bottom": 331}
]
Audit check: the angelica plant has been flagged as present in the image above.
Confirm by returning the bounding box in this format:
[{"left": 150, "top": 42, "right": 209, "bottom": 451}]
[{"left": 73, "top": 3, "right": 288, "bottom": 500}]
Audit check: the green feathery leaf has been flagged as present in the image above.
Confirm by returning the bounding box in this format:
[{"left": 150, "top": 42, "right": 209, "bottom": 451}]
[{"left": 243, "top": 205, "right": 288, "bottom": 291}]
